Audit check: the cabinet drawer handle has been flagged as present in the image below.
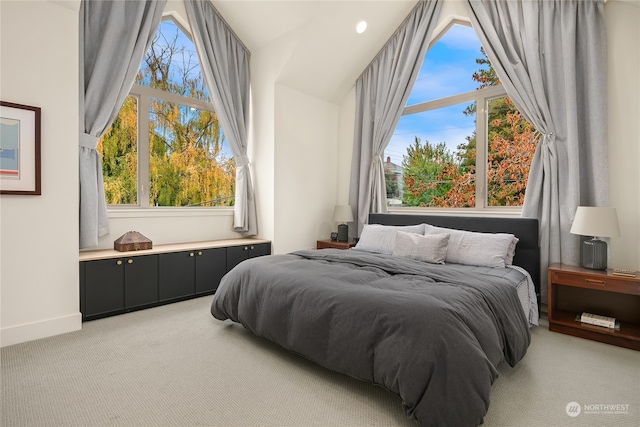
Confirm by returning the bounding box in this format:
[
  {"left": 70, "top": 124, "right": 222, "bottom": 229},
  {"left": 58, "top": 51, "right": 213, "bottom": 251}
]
[
  {"left": 198, "top": 251, "right": 203, "bottom": 256},
  {"left": 585, "top": 278, "right": 605, "bottom": 286},
  {"left": 244, "top": 246, "right": 249, "bottom": 251},
  {"left": 116, "top": 260, "right": 123, "bottom": 266},
  {"left": 189, "top": 252, "right": 194, "bottom": 257},
  {"left": 250, "top": 246, "right": 254, "bottom": 250},
  {"left": 127, "top": 259, "right": 133, "bottom": 264}
]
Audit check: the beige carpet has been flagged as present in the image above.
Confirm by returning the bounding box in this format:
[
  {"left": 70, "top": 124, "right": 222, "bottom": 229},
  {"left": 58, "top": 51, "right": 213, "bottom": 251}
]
[{"left": 2, "top": 296, "right": 639, "bottom": 427}]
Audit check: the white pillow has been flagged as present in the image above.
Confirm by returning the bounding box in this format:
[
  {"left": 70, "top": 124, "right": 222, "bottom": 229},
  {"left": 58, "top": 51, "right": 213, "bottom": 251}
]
[
  {"left": 353, "top": 224, "right": 425, "bottom": 254},
  {"left": 505, "top": 237, "right": 519, "bottom": 266},
  {"left": 423, "top": 224, "right": 517, "bottom": 268},
  {"left": 393, "top": 231, "right": 449, "bottom": 264}
]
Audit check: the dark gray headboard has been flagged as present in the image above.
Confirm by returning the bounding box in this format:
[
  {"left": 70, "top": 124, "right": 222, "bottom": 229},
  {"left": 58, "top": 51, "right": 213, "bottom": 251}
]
[{"left": 369, "top": 213, "right": 540, "bottom": 305}]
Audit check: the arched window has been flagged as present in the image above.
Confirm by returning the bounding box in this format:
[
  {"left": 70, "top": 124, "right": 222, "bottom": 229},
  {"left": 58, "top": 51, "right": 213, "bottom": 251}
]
[
  {"left": 98, "top": 18, "right": 235, "bottom": 208},
  {"left": 386, "top": 22, "right": 538, "bottom": 209}
]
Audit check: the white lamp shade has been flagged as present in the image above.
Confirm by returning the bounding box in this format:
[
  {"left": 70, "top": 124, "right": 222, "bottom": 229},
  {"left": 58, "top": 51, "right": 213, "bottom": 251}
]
[
  {"left": 333, "top": 205, "right": 354, "bottom": 223},
  {"left": 570, "top": 207, "right": 620, "bottom": 238}
]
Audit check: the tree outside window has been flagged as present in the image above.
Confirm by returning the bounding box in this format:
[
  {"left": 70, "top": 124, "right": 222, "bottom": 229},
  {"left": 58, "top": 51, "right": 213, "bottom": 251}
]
[
  {"left": 97, "top": 19, "right": 235, "bottom": 207},
  {"left": 387, "top": 23, "right": 538, "bottom": 209}
]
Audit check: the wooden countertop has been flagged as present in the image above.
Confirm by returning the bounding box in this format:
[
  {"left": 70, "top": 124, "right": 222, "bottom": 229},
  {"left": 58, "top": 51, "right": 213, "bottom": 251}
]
[{"left": 79, "top": 238, "right": 271, "bottom": 261}]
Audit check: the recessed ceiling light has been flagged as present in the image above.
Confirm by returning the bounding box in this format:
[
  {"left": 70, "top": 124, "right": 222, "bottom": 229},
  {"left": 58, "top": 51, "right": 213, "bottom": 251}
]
[{"left": 356, "top": 21, "right": 367, "bottom": 34}]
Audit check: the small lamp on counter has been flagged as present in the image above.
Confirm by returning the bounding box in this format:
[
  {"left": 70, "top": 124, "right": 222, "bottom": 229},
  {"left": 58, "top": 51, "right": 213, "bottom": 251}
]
[
  {"left": 333, "top": 205, "right": 353, "bottom": 243},
  {"left": 570, "top": 206, "right": 620, "bottom": 270}
]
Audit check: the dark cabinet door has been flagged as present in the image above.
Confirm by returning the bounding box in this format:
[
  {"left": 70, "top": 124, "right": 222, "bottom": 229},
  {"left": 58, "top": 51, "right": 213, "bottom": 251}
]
[
  {"left": 195, "top": 247, "right": 226, "bottom": 295},
  {"left": 226, "top": 243, "right": 272, "bottom": 271},
  {"left": 79, "top": 261, "right": 86, "bottom": 317},
  {"left": 226, "top": 245, "right": 249, "bottom": 271},
  {"left": 250, "top": 242, "right": 271, "bottom": 258},
  {"left": 83, "top": 258, "right": 125, "bottom": 319},
  {"left": 159, "top": 251, "right": 196, "bottom": 302},
  {"left": 124, "top": 255, "right": 158, "bottom": 309},
  {"left": 82, "top": 255, "right": 159, "bottom": 320}
]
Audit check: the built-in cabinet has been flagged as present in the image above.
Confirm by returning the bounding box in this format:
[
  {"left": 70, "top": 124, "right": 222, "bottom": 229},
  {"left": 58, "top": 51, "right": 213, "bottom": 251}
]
[
  {"left": 80, "top": 239, "right": 270, "bottom": 321},
  {"left": 158, "top": 247, "right": 228, "bottom": 302}
]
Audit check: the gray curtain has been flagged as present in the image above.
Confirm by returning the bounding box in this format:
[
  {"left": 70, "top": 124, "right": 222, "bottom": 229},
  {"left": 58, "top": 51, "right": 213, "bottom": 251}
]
[
  {"left": 348, "top": 0, "right": 442, "bottom": 235},
  {"left": 79, "top": 0, "right": 166, "bottom": 248},
  {"left": 185, "top": 0, "right": 256, "bottom": 236},
  {"left": 466, "top": 0, "right": 608, "bottom": 300}
]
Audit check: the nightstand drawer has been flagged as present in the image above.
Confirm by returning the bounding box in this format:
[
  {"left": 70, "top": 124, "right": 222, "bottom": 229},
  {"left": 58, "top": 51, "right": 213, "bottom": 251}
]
[
  {"left": 316, "top": 240, "right": 354, "bottom": 250},
  {"left": 551, "top": 271, "right": 640, "bottom": 294}
]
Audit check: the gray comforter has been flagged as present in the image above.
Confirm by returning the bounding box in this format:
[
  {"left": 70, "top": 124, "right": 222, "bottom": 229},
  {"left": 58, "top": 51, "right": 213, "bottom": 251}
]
[{"left": 211, "top": 249, "right": 531, "bottom": 427}]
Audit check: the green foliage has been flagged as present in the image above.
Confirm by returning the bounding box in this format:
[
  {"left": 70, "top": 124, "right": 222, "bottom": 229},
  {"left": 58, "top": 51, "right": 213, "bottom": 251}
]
[
  {"left": 401, "top": 138, "right": 455, "bottom": 207},
  {"left": 98, "top": 96, "right": 137, "bottom": 204}
]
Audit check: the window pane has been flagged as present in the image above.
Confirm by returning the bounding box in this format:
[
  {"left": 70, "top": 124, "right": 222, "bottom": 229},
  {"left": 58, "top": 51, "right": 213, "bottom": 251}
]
[
  {"left": 486, "top": 96, "right": 538, "bottom": 206},
  {"left": 97, "top": 96, "right": 138, "bottom": 205},
  {"left": 408, "top": 24, "right": 486, "bottom": 106},
  {"left": 137, "top": 20, "right": 210, "bottom": 102},
  {"left": 387, "top": 102, "right": 476, "bottom": 207},
  {"left": 101, "top": 18, "right": 235, "bottom": 209},
  {"left": 149, "top": 98, "right": 235, "bottom": 207}
]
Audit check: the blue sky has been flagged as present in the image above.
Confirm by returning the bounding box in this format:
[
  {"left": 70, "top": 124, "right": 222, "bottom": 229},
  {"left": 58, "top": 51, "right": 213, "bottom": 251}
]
[
  {"left": 152, "top": 20, "right": 206, "bottom": 96},
  {"left": 385, "top": 24, "right": 486, "bottom": 166}
]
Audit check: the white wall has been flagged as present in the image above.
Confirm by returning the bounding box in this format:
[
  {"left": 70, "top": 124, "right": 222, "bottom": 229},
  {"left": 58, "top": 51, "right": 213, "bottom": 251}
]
[
  {"left": 250, "top": 20, "right": 340, "bottom": 254},
  {"left": 274, "top": 85, "right": 339, "bottom": 253},
  {"left": 0, "top": 0, "right": 81, "bottom": 346},
  {"left": 606, "top": 0, "right": 640, "bottom": 270},
  {"left": 248, "top": 25, "right": 306, "bottom": 252}
]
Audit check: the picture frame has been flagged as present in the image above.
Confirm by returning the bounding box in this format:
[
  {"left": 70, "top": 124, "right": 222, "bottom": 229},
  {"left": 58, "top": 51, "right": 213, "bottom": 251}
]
[{"left": 0, "top": 101, "right": 41, "bottom": 195}]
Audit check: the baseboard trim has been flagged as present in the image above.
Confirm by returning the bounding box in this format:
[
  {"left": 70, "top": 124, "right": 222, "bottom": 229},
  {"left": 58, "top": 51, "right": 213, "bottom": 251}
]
[{"left": 1, "top": 312, "right": 82, "bottom": 348}]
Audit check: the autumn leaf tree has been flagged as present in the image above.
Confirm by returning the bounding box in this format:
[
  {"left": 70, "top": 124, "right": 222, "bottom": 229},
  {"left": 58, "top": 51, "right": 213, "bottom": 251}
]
[
  {"left": 98, "top": 21, "right": 235, "bottom": 207},
  {"left": 444, "top": 47, "right": 538, "bottom": 207},
  {"left": 402, "top": 47, "right": 538, "bottom": 208},
  {"left": 98, "top": 97, "right": 138, "bottom": 204}
]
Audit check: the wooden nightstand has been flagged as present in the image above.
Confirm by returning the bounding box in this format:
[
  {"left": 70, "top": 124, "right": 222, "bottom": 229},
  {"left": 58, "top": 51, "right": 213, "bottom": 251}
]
[
  {"left": 547, "top": 263, "right": 640, "bottom": 350},
  {"left": 316, "top": 240, "right": 355, "bottom": 250}
]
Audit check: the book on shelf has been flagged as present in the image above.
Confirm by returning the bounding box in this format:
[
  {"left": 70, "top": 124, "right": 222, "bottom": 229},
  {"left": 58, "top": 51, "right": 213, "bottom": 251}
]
[
  {"left": 577, "top": 312, "right": 619, "bottom": 330},
  {"left": 611, "top": 269, "right": 637, "bottom": 278}
]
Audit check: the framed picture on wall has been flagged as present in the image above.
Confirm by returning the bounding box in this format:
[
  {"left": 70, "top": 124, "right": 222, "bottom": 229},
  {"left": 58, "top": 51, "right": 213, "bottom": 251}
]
[{"left": 0, "top": 101, "right": 41, "bottom": 195}]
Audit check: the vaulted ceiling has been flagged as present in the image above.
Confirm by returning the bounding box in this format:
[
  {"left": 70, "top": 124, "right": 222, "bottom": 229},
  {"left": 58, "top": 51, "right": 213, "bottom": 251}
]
[{"left": 212, "top": 0, "right": 420, "bottom": 104}]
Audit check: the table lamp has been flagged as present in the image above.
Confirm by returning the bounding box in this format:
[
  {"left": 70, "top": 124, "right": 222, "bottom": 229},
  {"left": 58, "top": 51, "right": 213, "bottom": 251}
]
[
  {"left": 570, "top": 206, "right": 620, "bottom": 270},
  {"left": 333, "top": 205, "right": 353, "bottom": 242}
]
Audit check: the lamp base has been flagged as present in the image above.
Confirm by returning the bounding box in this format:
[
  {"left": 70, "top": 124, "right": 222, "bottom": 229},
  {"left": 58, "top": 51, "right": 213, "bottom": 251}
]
[
  {"left": 581, "top": 238, "right": 607, "bottom": 270},
  {"left": 337, "top": 223, "right": 348, "bottom": 242}
]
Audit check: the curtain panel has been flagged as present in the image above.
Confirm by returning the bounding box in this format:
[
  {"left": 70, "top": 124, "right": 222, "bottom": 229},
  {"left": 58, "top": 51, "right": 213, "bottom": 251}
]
[
  {"left": 348, "top": 0, "right": 442, "bottom": 236},
  {"left": 79, "top": 0, "right": 166, "bottom": 248},
  {"left": 466, "top": 0, "right": 609, "bottom": 299},
  {"left": 185, "top": 0, "right": 257, "bottom": 236}
]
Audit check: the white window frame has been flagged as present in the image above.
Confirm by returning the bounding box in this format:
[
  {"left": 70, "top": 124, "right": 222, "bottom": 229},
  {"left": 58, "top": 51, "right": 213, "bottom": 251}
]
[
  {"left": 126, "top": 84, "right": 222, "bottom": 208},
  {"left": 106, "top": 16, "right": 234, "bottom": 215},
  {"left": 390, "top": 22, "right": 523, "bottom": 217}
]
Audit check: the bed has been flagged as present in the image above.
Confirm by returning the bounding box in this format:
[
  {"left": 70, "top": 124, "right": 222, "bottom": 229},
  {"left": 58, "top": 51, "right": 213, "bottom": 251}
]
[{"left": 211, "top": 214, "right": 540, "bottom": 427}]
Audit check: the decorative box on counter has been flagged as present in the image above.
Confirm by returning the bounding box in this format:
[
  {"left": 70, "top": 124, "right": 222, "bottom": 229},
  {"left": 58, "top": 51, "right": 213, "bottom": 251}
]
[{"left": 114, "top": 231, "right": 153, "bottom": 252}]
